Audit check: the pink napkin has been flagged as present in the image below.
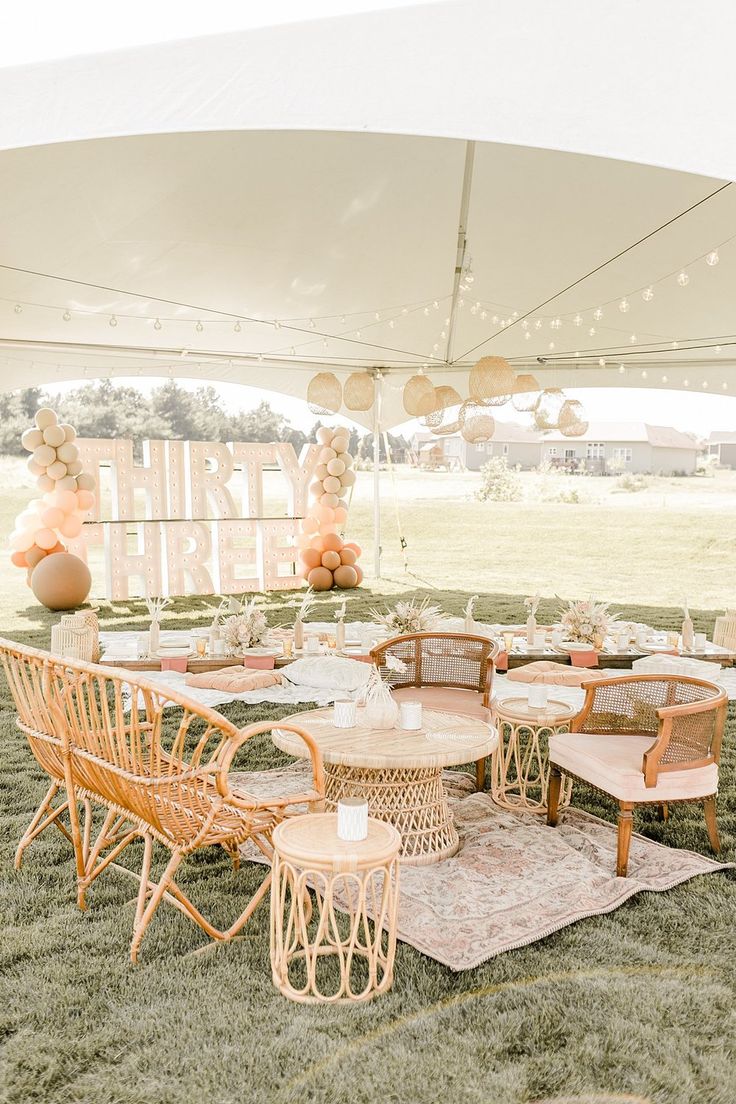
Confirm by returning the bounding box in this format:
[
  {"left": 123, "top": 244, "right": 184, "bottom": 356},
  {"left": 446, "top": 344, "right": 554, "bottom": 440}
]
[
  {"left": 495, "top": 650, "right": 509, "bottom": 673},
  {"left": 243, "top": 655, "right": 275, "bottom": 670},
  {"left": 161, "top": 657, "right": 188, "bottom": 673},
  {"left": 569, "top": 649, "right": 599, "bottom": 668}
]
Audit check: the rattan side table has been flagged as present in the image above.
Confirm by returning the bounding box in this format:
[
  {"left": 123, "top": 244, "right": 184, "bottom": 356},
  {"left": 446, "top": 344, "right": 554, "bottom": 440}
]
[
  {"left": 270, "top": 813, "right": 401, "bottom": 1004},
  {"left": 491, "top": 697, "right": 578, "bottom": 813}
]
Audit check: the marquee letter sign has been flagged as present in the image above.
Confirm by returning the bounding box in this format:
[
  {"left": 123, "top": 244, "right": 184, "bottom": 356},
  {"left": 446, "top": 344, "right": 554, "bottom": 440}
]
[{"left": 67, "top": 438, "right": 326, "bottom": 599}]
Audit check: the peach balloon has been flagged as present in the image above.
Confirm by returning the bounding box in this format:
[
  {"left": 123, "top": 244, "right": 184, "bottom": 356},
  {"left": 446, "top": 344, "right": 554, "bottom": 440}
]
[
  {"left": 334, "top": 506, "right": 348, "bottom": 524},
  {"left": 340, "top": 468, "right": 357, "bottom": 487},
  {"left": 334, "top": 564, "right": 358, "bottom": 588},
  {"left": 76, "top": 473, "right": 96, "bottom": 492},
  {"left": 37, "top": 475, "right": 55, "bottom": 492},
  {"left": 310, "top": 535, "right": 325, "bottom": 551},
  {"left": 307, "top": 566, "right": 334, "bottom": 591},
  {"left": 56, "top": 441, "right": 79, "bottom": 464},
  {"left": 309, "top": 480, "right": 323, "bottom": 498},
  {"left": 319, "top": 447, "right": 336, "bottom": 463},
  {"left": 47, "top": 460, "right": 67, "bottom": 480},
  {"left": 315, "top": 463, "right": 328, "bottom": 480},
  {"left": 60, "top": 514, "right": 83, "bottom": 538},
  {"left": 339, "top": 547, "right": 357, "bottom": 566},
  {"left": 10, "top": 550, "right": 27, "bottom": 568},
  {"left": 31, "top": 552, "right": 92, "bottom": 610},
  {"left": 61, "top": 424, "right": 77, "bottom": 442},
  {"left": 66, "top": 460, "right": 83, "bottom": 477},
  {"left": 353, "top": 564, "right": 364, "bottom": 585},
  {"left": 41, "top": 507, "right": 65, "bottom": 529},
  {"left": 300, "top": 547, "right": 322, "bottom": 571},
  {"left": 320, "top": 493, "right": 339, "bottom": 509},
  {"left": 11, "top": 530, "right": 35, "bottom": 553},
  {"left": 35, "top": 528, "right": 58, "bottom": 550},
  {"left": 321, "top": 550, "right": 341, "bottom": 570},
  {"left": 34, "top": 408, "right": 58, "bottom": 431},
  {"left": 331, "top": 436, "right": 349, "bottom": 455},
  {"left": 43, "top": 425, "right": 66, "bottom": 448},
  {"left": 316, "top": 426, "right": 333, "bottom": 445},
  {"left": 33, "top": 444, "right": 56, "bottom": 467},
  {"left": 57, "top": 476, "right": 79, "bottom": 492},
  {"left": 316, "top": 505, "right": 335, "bottom": 525},
  {"left": 302, "top": 515, "right": 319, "bottom": 534},
  {"left": 322, "top": 532, "right": 343, "bottom": 553},
  {"left": 340, "top": 452, "right": 354, "bottom": 469},
  {"left": 26, "top": 546, "right": 47, "bottom": 568},
  {"left": 27, "top": 457, "right": 43, "bottom": 477},
  {"left": 297, "top": 531, "right": 312, "bottom": 550},
  {"left": 76, "top": 489, "right": 96, "bottom": 511},
  {"left": 322, "top": 475, "right": 341, "bottom": 494},
  {"left": 55, "top": 490, "right": 78, "bottom": 513},
  {"left": 345, "top": 542, "right": 362, "bottom": 556},
  {"left": 21, "top": 428, "right": 44, "bottom": 451}
]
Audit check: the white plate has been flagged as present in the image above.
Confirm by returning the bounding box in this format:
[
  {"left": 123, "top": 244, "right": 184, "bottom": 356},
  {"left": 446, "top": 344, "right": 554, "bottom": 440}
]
[
  {"left": 640, "top": 642, "right": 675, "bottom": 653},
  {"left": 156, "top": 647, "right": 192, "bottom": 658},
  {"left": 557, "top": 640, "right": 595, "bottom": 653},
  {"left": 236, "top": 645, "right": 283, "bottom": 656}
]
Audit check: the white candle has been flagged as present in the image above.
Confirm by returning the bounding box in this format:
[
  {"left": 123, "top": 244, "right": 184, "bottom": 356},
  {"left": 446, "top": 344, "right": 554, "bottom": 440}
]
[
  {"left": 533, "top": 631, "right": 546, "bottom": 650},
  {"left": 617, "top": 631, "right": 629, "bottom": 653},
  {"left": 528, "top": 684, "right": 549, "bottom": 709},
  {"left": 694, "top": 632, "right": 707, "bottom": 650},
  {"left": 333, "top": 699, "right": 357, "bottom": 728},
  {"left": 399, "top": 700, "right": 423, "bottom": 730},
  {"left": 337, "top": 797, "right": 368, "bottom": 841},
  {"left": 551, "top": 629, "right": 564, "bottom": 647},
  {"left": 305, "top": 635, "right": 320, "bottom": 654}
]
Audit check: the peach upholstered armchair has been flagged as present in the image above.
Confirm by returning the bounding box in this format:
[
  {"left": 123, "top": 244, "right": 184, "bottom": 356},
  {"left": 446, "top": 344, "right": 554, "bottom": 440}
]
[
  {"left": 1, "top": 638, "right": 324, "bottom": 962},
  {"left": 371, "top": 631, "right": 499, "bottom": 789},
  {"left": 546, "top": 673, "right": 728, "bottom": 877}
]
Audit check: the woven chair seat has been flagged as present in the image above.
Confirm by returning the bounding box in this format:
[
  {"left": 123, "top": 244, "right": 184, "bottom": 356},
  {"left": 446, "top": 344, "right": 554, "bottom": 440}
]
[{"left": 391, "top": 685, "right": 491, "bottom": 719}]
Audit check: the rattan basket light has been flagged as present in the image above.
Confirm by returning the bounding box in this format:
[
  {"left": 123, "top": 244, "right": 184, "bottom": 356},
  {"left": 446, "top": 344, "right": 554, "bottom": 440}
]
[
  {"left": 403, "top": 374, "right": 437, "bottom": 417},
  {"left": 459, "top": 399, "right": 495, "bottom": 443},
  {"left": 533, "top": 388, "right": 566, "bottom": 430},
  {"left": 713, "top": 610, "right": 736, "bottom": 650},
  {"left": 558, "top": 399, "right": 588, "bottom": 437},
  {"left": 307, "top": 372, "right": 342, "bottom": 414},
  {"left": 511, "top": 373, "right": 541, "bottom": 413},
  {"left": 420, "top": 384, "right": 462, "bottom": 428},
  {"left": 343, "top": 371, "right": 375, "bottom": 411},
  {"left": 50, "top": 612, "right": 97, "bottom": 662},
  {"left": 469, "top": 357, "right": 514, "bottom": 406}
]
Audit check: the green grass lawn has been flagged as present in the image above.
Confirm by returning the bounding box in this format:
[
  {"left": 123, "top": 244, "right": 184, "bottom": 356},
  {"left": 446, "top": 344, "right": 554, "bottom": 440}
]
[{"left": 1, "top": 588, "right": 735, "bottom": 1104}]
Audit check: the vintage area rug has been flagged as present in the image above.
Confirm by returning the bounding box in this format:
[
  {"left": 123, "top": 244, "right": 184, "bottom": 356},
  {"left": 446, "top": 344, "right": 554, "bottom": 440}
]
[{"left": 235, "top": 766, "right": 733, "bottom": 972}]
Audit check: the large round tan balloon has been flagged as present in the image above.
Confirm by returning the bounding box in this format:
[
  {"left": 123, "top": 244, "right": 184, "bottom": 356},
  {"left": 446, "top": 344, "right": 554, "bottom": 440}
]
[
  {"left": 306, "top": 566, "right": 334, "bottom": 591},
  {"left": 31, "top": 552, "right": 92, "bottom": 610},
  {"left": 334, "top": 564, "right": 359, "bottom": 588}
]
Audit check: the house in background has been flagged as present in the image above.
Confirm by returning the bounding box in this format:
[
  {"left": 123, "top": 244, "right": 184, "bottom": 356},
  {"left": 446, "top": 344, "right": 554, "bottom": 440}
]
[
  {"left": 412, "top": 422, "right": 541, "bottom": 471},
  {"left": 541, "top": 422, "right": 700, "bottom": 475},
  {"left": 707, "top": 431, "right": 736, "bottom": 468}
]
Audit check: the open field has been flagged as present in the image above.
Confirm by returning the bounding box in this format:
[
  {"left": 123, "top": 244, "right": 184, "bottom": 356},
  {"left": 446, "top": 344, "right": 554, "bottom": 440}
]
[
  {"left": 1, "top": 457, "right": 735, "bottom": 632},
  {"left": 1, "top": 590, "right": 735, "bottom": 1104}
]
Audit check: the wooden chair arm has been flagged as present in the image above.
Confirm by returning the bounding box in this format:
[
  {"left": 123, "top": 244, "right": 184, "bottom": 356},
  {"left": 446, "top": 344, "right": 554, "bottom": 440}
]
[
  {"left": 642, "top": 691, "right": 729, "bottom": 786},
  {"left": 214, "top": 720, "right": 325, "bottom": 810}
]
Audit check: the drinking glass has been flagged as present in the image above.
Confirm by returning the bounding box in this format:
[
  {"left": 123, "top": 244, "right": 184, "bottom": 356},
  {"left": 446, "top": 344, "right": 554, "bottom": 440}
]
[
  {"left": 196, "top": 637, "right": 207, "bottom": 658},
  {"left": 283, "top": 639, "right": 293, "bottom": 658},
  {"left": 502, "top": 631, "right": 514, "bottom": 653}
]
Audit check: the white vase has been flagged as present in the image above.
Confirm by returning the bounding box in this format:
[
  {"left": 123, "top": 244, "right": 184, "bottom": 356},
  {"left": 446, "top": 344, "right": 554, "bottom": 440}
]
[
  {"left": 336, "top": 620, "right": 346, "bottom": 650},
  {"left": 364, "top": 676, "right": 399, "bottom": 730},
  {"left": 464, "top": 615, "right": 475, "bottom": 634},
  {"left": 681, "top": 617, "right": 694, "bottom": 651},
  {"left": 526, "top": 614, "right": 537, "bottom": 647},
  {"left": 149, "top": 619, "right": 160, "bottom": 656},
  {"left": 294, "top": 619, "right": 305, "bottom": 650}
]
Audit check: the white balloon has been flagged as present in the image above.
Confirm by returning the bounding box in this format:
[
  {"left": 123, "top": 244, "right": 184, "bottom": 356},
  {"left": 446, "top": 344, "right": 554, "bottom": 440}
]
[
  {"left": 37, "top": 474, "right": 55, "bottom": 492},
  {"left": 26, "top": 457, "right": 43, "bottom": 477},
  {"left": 33, "top": 444, "right": 56, "bottom": 467},
  {"left": 47, "top": 460, "right": 68, "bottom": 481},
  {"left": 56, "top": 475, "right": 79, "bottom": 492},
  {"left": 61, "top": 423, "right": 77, "bottom": 442},
  {"left": 34, "top": 407, "right": 58, "bottom": 431},
  {"left": 315, "top": 463, "right": 329, "bottom": 481},
  {"left": 339, "top": 468, "right": 357, "bottom": 487},
  {"left": 76, "top": 472, "right": 96, "bottom": 492},
  {"left": 56, "top": 441, "right": 79, "bottom": 464},
  {"left": 339, "top": 451, "right": 354, "bottom": 469},
  {"left": 21, "top": 428, "right": 44, "bottom": 452},
  {"left": 316, "top": 427, "right": 333, "bottom": 445},
  {"left": 66, "top": 460, "right": 83, "bottom": 477},
  {"left": 323, "top": 475, "right": 342, "bottom": 494},
  {"left": 42, "top": 425, "right": 66, "bottom": 448},
  {"left": 319, "top": 447, "right": 337, "bottom": 464}
]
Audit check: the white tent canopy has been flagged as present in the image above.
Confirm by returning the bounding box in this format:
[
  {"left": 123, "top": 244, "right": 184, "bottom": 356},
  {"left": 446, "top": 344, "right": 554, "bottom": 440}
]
[{"left": 0, "top": 0, "right": 734, "bottom": 430}]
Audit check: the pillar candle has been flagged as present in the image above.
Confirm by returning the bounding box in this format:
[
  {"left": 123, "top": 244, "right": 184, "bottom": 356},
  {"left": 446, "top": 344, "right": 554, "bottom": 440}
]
[{"left": 337, "top": 797, "right": 368, "bottom": 841}]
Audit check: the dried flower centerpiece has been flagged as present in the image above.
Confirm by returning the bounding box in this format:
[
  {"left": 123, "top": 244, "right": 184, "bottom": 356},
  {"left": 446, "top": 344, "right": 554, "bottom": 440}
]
[
  {"left": 221, "top": 597, "right": 268, "bottom": 655},
  {"left": 370, "top": 596, "right": 443, "bottom": 636},
  {"left": 559, "top": 597, "right": 617, "bottom": 649},
  {"left": 145, "top": 596, "right": 171, "bottom": 655},
  {"left": 362, "top": 654, "right": 407, "bottom": 729},
  {"left": 294, "top": 586, "right": 317, "bottom": 650}
]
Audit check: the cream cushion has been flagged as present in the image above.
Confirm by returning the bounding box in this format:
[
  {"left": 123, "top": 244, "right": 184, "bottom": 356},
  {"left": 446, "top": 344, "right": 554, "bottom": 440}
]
[
  {"left": 506, "top": 661, "right": 621, "bottom": 687},
  {"left": 549, "top": 732, "right": 718, "bottom": 803},
  {"left": 282, "top": 656, "right": 371, "bottom": 692},
  {"left": 391, "top": 685, "right": 490, "bottom": 720}
]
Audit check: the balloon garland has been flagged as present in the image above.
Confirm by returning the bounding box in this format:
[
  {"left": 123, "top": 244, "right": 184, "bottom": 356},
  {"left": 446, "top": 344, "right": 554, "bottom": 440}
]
[
  {"left": 296, "top": 426, "right": 363, "bottom": 590},
  {"left": 9, "top": 407, "right": 97, "bottom": 591}
]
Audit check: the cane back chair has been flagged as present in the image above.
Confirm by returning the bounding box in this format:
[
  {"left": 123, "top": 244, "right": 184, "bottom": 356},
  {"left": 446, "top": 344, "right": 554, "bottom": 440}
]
[
  {"left": 546, "top": 673, "right": 728, "bottom": 876},
  {"left": 371, "top": 632, "right": 499, "bottom": 790},
  {"left": 1, "top": 638, "right": 324, "bottom": 962}
]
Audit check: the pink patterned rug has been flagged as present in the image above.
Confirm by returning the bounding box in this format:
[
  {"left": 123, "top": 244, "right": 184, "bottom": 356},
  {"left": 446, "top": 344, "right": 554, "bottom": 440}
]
[{"left": 234, "top": 766, "right": 732, "bottom": 972}]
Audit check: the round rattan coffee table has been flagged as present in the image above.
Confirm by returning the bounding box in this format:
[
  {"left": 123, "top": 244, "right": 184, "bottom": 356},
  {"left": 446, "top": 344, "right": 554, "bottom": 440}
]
[
  {"left": 270, "top": 813, "right": 401, "bottom": 1004},
  {"left": 490, "top": 696, "right": 578, "bottom": 813},
  {"left": 273, "top": 707, "right": 498, "bottom": 865}
]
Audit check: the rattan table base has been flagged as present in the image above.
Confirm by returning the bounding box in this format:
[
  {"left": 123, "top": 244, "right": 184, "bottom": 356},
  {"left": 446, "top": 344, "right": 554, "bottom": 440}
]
[
  {"left": 491, "top": 703, "right": 575, "bottom": 813},
  {"left": 324, "top": 763, "right": 458, "bottom": 865}
]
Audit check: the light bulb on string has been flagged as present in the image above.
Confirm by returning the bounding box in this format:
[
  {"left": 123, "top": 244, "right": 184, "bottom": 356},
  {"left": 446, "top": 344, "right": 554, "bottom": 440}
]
[
  {"left": 13, "top": 303, "right": 22, "bottom": 314},
  {"left": 706, "top": 250, "right": 719, "bottom": 266},
  {"left": 716, "top": 345, "right": 722, "bottom": 354},
  {"left": 723, "top": 382, "right": 728, "bottom": 390},
  {"left": 521, "top": 320, "right": 529, "bottom": 330},
  {"left": 374, "top": 312, "right": 380, "bottom": 321},
  {"left": 683, "top": 378, "right": 690, "bottom": 386},
  {"left": 702, "top": 381, "right": 709, "bottom": 389},
  {"left": 308, "top": 319, "right": 316, "bottom": 329},
  {"left": 524, "top": 331, "right": 531, "bottom": 340},
  {"left": 154, "top": 318, "right": 162, "bottom": 330},
  {"left": 233, "top": 320, "right": 241, "bottom": 333},
  {"left": 401, "top": 307, "right": 408, "bottom": 315},
  {"left": 618, "top": 364, "right": 625, "bottom": 374},
  {"left": 642, "top": 286, "right": 654, "bottom": 301},
  {"left": 534, "top": 319, "right": 542, "bottom": 330},
  {"left": 195, "top": 320, "right": 203, "bottom": 332},
  {"left": 62, "top": 310, "right": 71, "bottom": 321},
  {"left": 433, "top": 300, "right": 439, "bottom": 310},
  {"left": 598, "top": 357, "right": 606, "bottom": 367},
  {"left": 630, "top": 334, "right": 637, "bottom": 343},
  {"left": 641, "top": 369, "right": 648, "bottom": 379},
  {"left": 388, "top": 319, "right": 395, "bottom": 328},
  {"left": 339, "top": 315, "right": 345, "bottom": 324},
  {"left": 548, "top": 341, "right": 555, "bottom": 350},
  {"left": 593, "top": 308, "right": 603, "bottom": 321},
  {"left": 619, "top": 298, "right": 630, "bottom": 313},
  {"left": 423, "top": 307, "right": 430, "bottom": 316},
  {"left": 480, "top": 310, "right": 487, "bottom": 320},
  {"left": 672, "top": 340, "right": 679, "bottom": 349},
  {"left": 322, "top": 338, "right": 328, "bottom": 349},
  {"left": 355, "top": 329, "right": 361, "bottom": 338},
  {"left": 109, "top": 315, "right": 118, "bottom": 327},
  {"left": 677, "top": 271, "right": 689, "bottom": 286},
  {"left": 289, "top": 346, "right": 295, "bottom": 356},
  {"left": 662, "top": 374, "right": 668, "bottom": 383},
  {"left": 573, "top": 314, "right": 582, "bottom": 326},
  {"left": 273, "top": 320, "right": 281, "bottom": 329},
  {"left": 257, "top": 353, "right": 264, "bottom": 362},
  {"left": 588, "top": 327, "right": 596, "bottom": 336}
]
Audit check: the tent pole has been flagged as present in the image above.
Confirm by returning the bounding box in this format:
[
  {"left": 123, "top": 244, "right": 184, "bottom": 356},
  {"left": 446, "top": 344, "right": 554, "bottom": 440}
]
[{"left": 373, "top": 371, "right": 382, "bottom": 578}]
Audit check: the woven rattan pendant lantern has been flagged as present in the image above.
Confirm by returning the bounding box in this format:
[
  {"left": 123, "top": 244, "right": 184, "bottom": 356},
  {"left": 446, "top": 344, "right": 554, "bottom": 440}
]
[
  {"left": 307, "top": 372, "right": 342, "bottom": 414},
  {"left": 403, "top": 374, "right": 437, "bottom": 417},
  {"left": 469, "top": 356, "right": 515, "bottom": 406},
  {"left": 458, "top": 399, "right": 495, "bottom": 443},
  {"left": 511, "top": 373, "right": 541, "bottom": 413},
  {"left": 430, "top": 419, "right": 462, "bottom": 436},
  {"left": 343, "top": 372, "right": 375, "bottom": 411},
  {"left": 420, "top": 384, "right": 462, "bottom": 428},
  {"left": 533, "top": 388, "right": 566, "bottom": 430},
  {"left": 558, "top": 399, "right": 589, "bottom": 437}
]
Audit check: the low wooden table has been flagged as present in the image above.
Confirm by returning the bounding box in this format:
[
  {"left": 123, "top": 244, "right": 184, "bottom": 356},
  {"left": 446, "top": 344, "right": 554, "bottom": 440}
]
[
  {"left": 270, "top": 813, "right": 401, "bottom": 1004},
  {"left": 273, "top": 707, "right": 498, "bottom": 866},
  {"left": 490, "top": 697, "right": 578, "bottom": 813}
]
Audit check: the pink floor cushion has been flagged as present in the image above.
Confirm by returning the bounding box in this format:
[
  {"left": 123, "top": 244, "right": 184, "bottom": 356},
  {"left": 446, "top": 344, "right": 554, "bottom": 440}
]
[
  {"left": 549, "top": 731, "right": 719, "bottom": 803},
  {"left": 185, "top": 667, "right": 283, "bottom": 692},
  {"left": 391, "top": 685, "right": 490, "bottom": 719},
  {"left": 506, "top": 661, "right": 602, "bottom": 687}
]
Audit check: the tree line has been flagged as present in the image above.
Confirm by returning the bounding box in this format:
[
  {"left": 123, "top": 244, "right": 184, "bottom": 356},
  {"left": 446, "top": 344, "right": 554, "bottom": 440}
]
[{"left": 0, "top": 381, "right": 408, "bottom": 460}]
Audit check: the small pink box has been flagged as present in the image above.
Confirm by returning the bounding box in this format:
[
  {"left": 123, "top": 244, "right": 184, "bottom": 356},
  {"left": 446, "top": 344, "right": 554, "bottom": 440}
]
[{"left": 243, "top": 655, "right": 275, "bottom": 670}]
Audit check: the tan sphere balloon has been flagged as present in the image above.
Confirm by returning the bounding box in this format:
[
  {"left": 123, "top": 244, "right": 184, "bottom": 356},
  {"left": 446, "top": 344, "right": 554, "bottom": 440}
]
[
  {"left": 61, "top": 424, "right": 77, "bottom": 442},
  {"left": 340, "top": 452, "right": 354, "bottom": 469},
  {"left": 319, "top": 446, "right": 337, "bottom": 463},
  {"left": 331, "top": 435, "right": 349, "bottom": 454},
  {"left": 76, "top": 473, "right": 96, "bottom": 492},
  {"left": 326, "top": 458, "right": 346, "bottom": 477},
  {"left": 66, "top": 460, "right": 83, "bottom": 477},
  {"left": 315, "top": 463, "right": 329, "bottom": 480},
  {"left": 27, "top": 457, "right": 43, "bottom": 477},
  {"left": 33, "top": 444, "right": 56, "bottom": 467},
  {"left": 306, "top": 566, "right": 334, "bottom": 591},
  {"left": 334, "top": 564, "right": 359, "bottom": 588},
  {"left": 43, "top": 425, "right": 66, "bottom": 448},
  {"left": 340, "top": 468, "right": 357, "bottom": 488},
  {"left": 339, "top": 547, "right": 357, "bottom": 566},
  {"left": 37, "top": 474, "right": 55, "bottom": 492},
  {"left": 316, "top": 426, "right": 333, "bottom": 445},
  {"left": 47, "top": 460, "right": 68, "bottom": 481},
  {"left": 321, "top": 550, "right": 341, "bottom": 570},
  {"left": 56, "top": 441, "right": 79, "bottom": 464},
  {"left": 322, "top": 475, "right": 341, "bottom": 494},
  {"left": 320, "top": 492, "right": 340, "bottom": 509},
  {"left": 34, "top": 408, "right": 58, "bottom": 431},
  {"left": 21, "top": 428, "right": 44, "bottom": 451},
  {"left": 56, "top": 475, "right": 79, "bottom": 492},
  {"left": 31, "top": 552, "right": 92, "bottom": 610}
]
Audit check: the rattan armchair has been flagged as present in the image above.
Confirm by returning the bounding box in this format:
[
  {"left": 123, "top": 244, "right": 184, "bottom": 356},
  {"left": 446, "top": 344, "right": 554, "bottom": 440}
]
[
  {"left": 546, "top": 674, "right": 728, "bottom": 876},
  {"left": 371, "top": 631, "right": 499, "bottom": 789},
  {"left": 1, "top": 638, "right": 325, "bottom": 962}
]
